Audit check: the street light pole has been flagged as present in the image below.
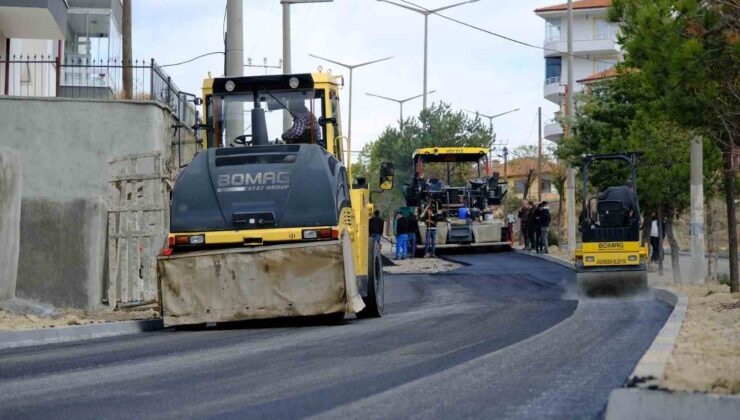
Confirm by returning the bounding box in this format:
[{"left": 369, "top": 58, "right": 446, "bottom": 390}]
[
  {"left": 366, "top": 90, "right": 436, "bottom": 128},
  {"left": 377, "top": 0, "right": 480, "bottom": 110},
  {"left": 465, "top": 108, "right": 518, "bottom": 186},
  {"left": 281, "top": 0, "right": 333, "bottom": 130},
  {"left": 308, "top": 54, "right": 393, "bottom": 147}
]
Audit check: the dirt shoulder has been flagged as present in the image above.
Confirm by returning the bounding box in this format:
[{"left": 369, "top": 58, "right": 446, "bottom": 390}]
[
  {"left": 657, "top": 282, "right": 740, "bottom": 395},
  {"left": 0, "top": 299, "right": 159, "bottom": 332}
]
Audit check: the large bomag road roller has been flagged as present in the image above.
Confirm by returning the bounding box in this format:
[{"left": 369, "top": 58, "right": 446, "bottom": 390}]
[
  {"left": 157, "top": 72, "right": 394, "bottom": 327},
  {"left": 575, "top": 153, "right": 648, "bottom": 296}
]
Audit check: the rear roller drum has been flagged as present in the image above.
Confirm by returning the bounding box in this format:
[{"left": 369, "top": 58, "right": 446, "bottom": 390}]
[{"left": 577, "top": 269, "right": 648, "bottom": 297}]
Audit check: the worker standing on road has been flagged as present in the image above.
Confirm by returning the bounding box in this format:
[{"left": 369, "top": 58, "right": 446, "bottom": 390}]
[
  {"left": 395, "top": 212, "right": 409, "bottom": 260},
  {"left": 422, "top": 205, "right": 438, "bottom": 258},
  {"left": 537, "top": 201, "right": 551, "bottom": 254},
  {"left": 648, "top": 212, "right": 665, "bottom": 262},
  {"left": 369, "top": 210, "right": 384, "bottom": 246},
  {"left": 407, "top": 212, "right": 420, "bottom": 259},
  {"left": 519, "top": 200, "right": 535, "bottom": 251}
]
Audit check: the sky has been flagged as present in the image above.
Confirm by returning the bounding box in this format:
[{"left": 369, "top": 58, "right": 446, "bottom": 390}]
[{"left": 132, "top": 0, "right": 559, "bottom": 159}]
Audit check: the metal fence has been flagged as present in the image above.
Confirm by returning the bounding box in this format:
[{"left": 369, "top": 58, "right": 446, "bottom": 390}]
[{"left": 0, "top": 54, "right": 197, "bottom": 127}]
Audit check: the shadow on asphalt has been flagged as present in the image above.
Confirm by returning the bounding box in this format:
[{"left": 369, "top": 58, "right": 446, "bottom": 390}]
[{"left": 170, "top": 314, "right": 356, "bottom": 332}]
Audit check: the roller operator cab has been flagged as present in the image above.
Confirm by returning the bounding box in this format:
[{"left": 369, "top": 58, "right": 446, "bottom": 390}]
[
  {"left": 575, "top": 153, "right": 648, "bottom": 297},
  {"left": 403, "top": 147, "right": 512, "bottom": 253},
  {"left": 157, "top": 72, "right": 394, "bottom": 327}
]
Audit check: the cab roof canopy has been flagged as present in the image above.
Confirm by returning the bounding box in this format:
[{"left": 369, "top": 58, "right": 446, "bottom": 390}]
[{"left": 413, "top": 147, "right": 489, "bottom": 163}]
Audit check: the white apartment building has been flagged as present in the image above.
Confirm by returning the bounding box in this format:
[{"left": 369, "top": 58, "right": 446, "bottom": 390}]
[
  {"left": 0, "top": 0, "right": 122, "bottom": 97},
  {"left": 535, "top": 0, "right": 621, "bottom": 142}
]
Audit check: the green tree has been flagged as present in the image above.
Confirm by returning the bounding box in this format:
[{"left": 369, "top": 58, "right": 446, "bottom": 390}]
[
  {"left": 610, "top": 0, "right": 739, "bottom": 290},
  {"left": 358, "top": 102, "right": 493, "bottom": 214}
]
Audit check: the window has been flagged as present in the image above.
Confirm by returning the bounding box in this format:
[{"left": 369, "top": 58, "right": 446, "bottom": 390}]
[
  {"left": 541, "top": 180, "right": 552, "bottom": 194},
  {"left": 545, "top": 18, "right": 561, "bottom": 42},
  {"left": 545, "top": 57, "right": 562, "bottom": 85},
  {"left": 594, "top": 56, "right": 618, "bottom": 73},
  {"left": 514, "top": 180, "right": 527, "bottom": 193},
  {"left": 594, "top": 18, "right": 617, "bottom": 40}
]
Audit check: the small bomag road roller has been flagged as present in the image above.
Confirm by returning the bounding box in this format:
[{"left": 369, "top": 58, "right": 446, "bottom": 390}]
[
  {"left": 157, "top": 72, "right": 394, "bottom": 327},
  {"left": 575, "top": 153, "right": 648, "bottom": 296}
]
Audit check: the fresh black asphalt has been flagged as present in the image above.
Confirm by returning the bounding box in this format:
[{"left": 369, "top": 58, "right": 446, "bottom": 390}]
[{"left": 0, "top": 252, "right": 671, "bottom": 419}]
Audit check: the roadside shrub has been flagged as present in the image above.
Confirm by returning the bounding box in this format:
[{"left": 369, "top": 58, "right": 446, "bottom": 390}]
[
  {"left": 718, "top": 273, "right": 731, "bottom": 287},
  {"left": 547, "top": 229, "right": 559, "bottom": 247}
]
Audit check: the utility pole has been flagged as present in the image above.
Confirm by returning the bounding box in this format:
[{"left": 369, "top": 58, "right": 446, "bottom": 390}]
[
  {"left": 225, "top": 0, "right": 244, "bottom": 146},
  {"left": 280, "top": 1, "right": 333, "bottom": 129},
  {"left": 503, "top": 146, "right": 509, "bottom": 183},
  {"left": 537, "top": 106, "right": 543, "bottom": 202},
  {"left": 565, "top": 0, "right": 577, "bottom": 254},
  {"left": 122, "top": 0, "right": 132, "bottom": 99},
  {"left": 690, "top": 136, "right": 707, "bottom": 284},
  {"left": 309, "top": 53, "right": 392, "bottom": 150}
]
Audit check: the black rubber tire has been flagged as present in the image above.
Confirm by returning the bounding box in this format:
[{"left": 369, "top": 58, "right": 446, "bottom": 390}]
[{"left": 357, "top": 239, "right": 384, "bottom": 318}]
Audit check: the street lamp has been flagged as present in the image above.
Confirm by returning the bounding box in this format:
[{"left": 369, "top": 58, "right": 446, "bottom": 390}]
[
  {"left": 308, "top": 53, "right": 393, "bottom": 146},
  {"left": 464, "top": 107, "right": 520, "bottom": 133},
  {"left": 281, "top": 0, "right": 334, "bottom": 129},
  {"left": 377, "top": 0, "right": 480, "bottom": 110},
  {"left": 366, "top": 90, "right": 436, "bottom": 128},
  {"left": 464, "top": 108, "right": 519, "bottom": 182}
]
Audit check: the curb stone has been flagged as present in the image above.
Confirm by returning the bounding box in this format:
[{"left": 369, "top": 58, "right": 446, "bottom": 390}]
[
  {"left": 511, "top": 248, "right": 574, "bottom": 269},
  {"left": 605, "top": 388, "right": 740, "bottom": 420},
  {"left": 0, "top": 318, "right": 164, "bottom": 350}
]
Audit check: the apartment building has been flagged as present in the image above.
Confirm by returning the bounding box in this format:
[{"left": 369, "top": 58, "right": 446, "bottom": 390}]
[
  {"left": 0, "top": 0, "right": 122, "bottom": 97},
  {"left": 534, "top": 0, "right": 621, "bottom": 142}
]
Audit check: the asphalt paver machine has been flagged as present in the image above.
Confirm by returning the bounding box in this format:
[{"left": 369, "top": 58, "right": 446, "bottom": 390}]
[
  {"left": 575, "top": 152, "right": 648, "bottom": 296},
  {"left": 404, "top": 147, "right": 512, "bottom": 252},
  {"left": 157, "top": 72, "right": 394, "bottom": 327}
]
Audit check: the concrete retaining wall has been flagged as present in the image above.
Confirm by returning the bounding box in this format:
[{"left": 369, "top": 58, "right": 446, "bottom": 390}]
[
  {"left": 0, "top": 148, "right": 22, "bottom": 301},
  {"left": 0, "top": 97, "right": 186, "bottom": 200},
  {"left": 0, "top": 96, "right": 196, "bottom": 310},
  {"left": 15, "top": 197, "right": 107, "bottom": 310}
]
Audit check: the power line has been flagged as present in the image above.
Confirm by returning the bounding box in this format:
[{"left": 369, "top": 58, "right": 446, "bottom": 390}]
[
  {"left": 160, "top": 51, "right": 225, "bottom": 68},
  {"left": 397, "top": 0, "right": 616, "bottom": 65}
]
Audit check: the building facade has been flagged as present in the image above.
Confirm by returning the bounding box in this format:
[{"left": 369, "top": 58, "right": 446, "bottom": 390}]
[
  {"left": 535, "top": 0, "right": 621, "bottom": 142},
  {"left": 493, "top": 157, "right": 562, "bottom": 204},
  {"left": 0, "top": 0, "right": 123, "bottom": 97}
]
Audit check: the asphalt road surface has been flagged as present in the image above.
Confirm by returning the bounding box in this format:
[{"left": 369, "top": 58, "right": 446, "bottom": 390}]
[{"left": 0, "top": 253, "right": 671, "bottom": 419}]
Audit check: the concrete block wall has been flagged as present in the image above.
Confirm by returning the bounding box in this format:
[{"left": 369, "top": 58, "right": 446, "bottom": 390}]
[
  {"left": 0, "top": 148, "right": 22, "bottom": 301},
  {"left": 0, "top": 97, "right": 195, "bottom": 310}
]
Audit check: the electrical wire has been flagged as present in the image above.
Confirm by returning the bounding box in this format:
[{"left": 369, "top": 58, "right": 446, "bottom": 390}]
[
  {"left": 398, "top": 0, "right": 616, "bottom": 65},
  {"left": 160, "top": 51, "right": 225, "bottom": 68}
]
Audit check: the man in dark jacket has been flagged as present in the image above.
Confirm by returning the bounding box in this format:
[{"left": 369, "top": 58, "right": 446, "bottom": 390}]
[
  {"left": 599, "top": 180, "right": 639, "bottom": 225},
  {"left": 518, "top": 200, "right": 532, "bottom": 250},
  {"left": 422, "top": 205, "right": 438, "bottom": 258},
  {"left": 369, "top": 210, "right": 384, "bottom": 245},
  {"left": 536, "top": 201, "right": 552, "bottom": 254},
  {"left": 395, "top": 213, "right": 409, "bottom": 260},
  {"left": 407, "top": 212, "right": 421, "bottom": 259}
]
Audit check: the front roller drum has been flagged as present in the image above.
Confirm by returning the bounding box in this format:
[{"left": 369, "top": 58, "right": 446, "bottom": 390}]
[{"left": 577, "top": 268, "right": 648, "bottom": 297}]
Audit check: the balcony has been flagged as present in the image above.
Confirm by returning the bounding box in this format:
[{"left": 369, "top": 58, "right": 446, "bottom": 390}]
[
  {"left": 543, "top": 35, "right": 620, "bottom": 58},
  {"left": 0, "top": 0, "right": 68, "bottom": 39},
  {"left": 544, "top": 120, "right": 564, "bottom": 142},
  {"left": 543, "top": 76, "right": 564, "bottom": 104}
]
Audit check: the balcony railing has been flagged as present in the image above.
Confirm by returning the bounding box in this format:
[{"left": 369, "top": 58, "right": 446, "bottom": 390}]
[
  {"left": 544, "top": 75, "right": 561, "bottom": 86},
  {"left": 0, "top": 54, "right": 198, "bottom": 128}
]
